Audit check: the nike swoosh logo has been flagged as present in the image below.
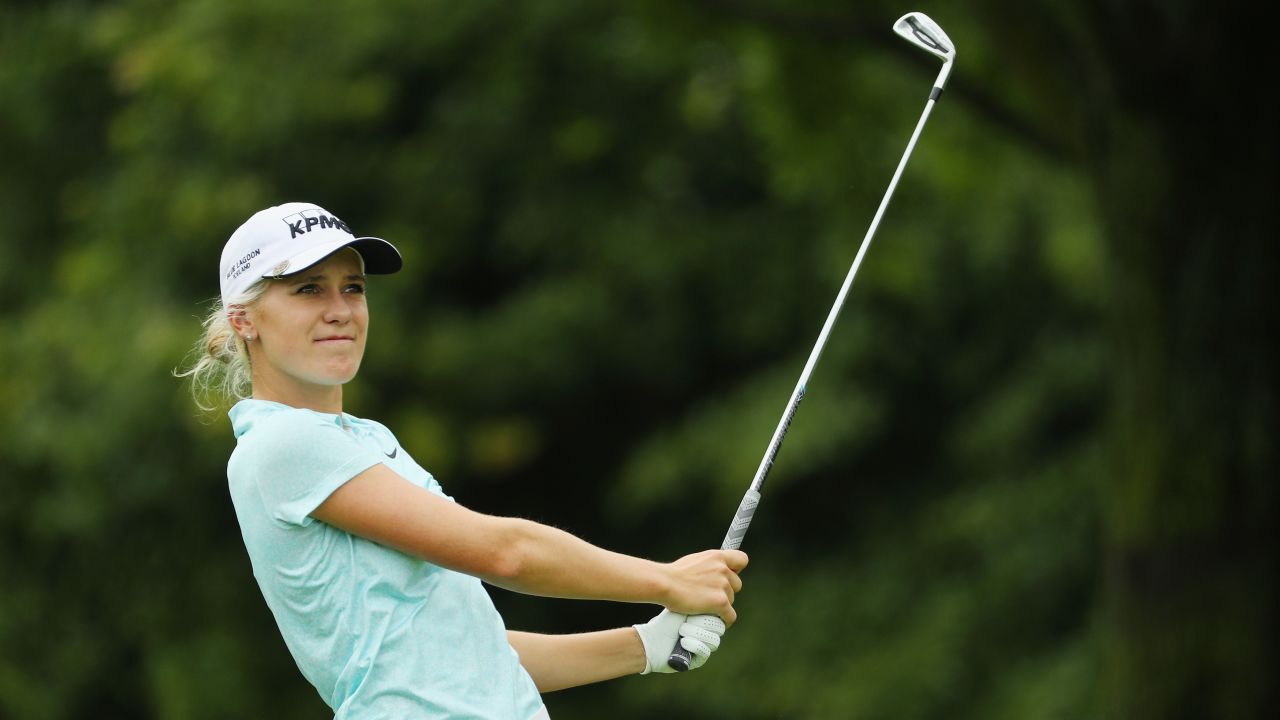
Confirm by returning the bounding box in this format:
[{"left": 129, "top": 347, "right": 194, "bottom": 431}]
[{"left": 384, "top": 448, "right": 398, "bottom": 459}]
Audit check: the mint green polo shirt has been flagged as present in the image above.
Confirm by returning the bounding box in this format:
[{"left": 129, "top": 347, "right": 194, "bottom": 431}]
[{"left": 226, "top": 399, "right": 546, "bottom": 719}]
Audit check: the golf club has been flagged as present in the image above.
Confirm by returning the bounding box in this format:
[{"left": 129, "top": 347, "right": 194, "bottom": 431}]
[{"left": 667, "top": 11, "right": 955, "bottom": 672}]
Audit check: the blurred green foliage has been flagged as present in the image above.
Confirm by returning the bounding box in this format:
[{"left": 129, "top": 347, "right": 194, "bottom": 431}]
[{"left": 1, "top": 1, "right": 1272, "bottom": 719}]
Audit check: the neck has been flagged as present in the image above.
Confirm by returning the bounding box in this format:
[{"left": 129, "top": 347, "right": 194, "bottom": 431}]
[{"left": 250, "top": 366, "right": 345, "bottom": 415}]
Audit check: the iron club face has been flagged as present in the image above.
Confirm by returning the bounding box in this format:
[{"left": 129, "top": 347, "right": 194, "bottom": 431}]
[{"left": 894, "top": 12, "right": 955, "bottom": 90}]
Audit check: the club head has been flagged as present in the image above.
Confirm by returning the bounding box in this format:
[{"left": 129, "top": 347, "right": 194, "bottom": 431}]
[{"left": 893, "top": 12, "right": 955, "bottom": 89}]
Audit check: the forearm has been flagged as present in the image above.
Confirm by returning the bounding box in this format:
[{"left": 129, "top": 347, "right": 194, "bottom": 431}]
[
  {"left": 310, "top": 466, "right": 742, "bottom": 617},
  {"left": 507, "top": 628, "right": 645, "bottom": 692},
  {"left": 487, "top": 518, "right": 671, "bottom": 605}
]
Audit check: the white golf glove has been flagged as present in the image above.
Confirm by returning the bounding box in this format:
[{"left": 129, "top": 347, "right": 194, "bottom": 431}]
[{"left": 633, "top": 610, "right": 727, "bottom": 674}]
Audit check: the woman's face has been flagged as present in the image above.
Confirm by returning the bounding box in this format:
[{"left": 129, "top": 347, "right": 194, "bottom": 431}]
[{"left": 248, "top": 249, "right": 369, "bottom": 391}]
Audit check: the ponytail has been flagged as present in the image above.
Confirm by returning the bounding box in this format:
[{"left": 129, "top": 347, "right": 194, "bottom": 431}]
[{"left": 175, "top": 280, "right": 269, "bottom": 411}]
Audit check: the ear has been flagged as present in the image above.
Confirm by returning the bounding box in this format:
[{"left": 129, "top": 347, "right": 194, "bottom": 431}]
[{"left": 227, "top": 305, "right": 255, "bottom": 339}]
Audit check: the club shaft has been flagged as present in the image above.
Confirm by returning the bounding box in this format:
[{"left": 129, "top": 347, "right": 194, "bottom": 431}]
[
  {"left": 667, "top": 92, "right": 942, "bottom": 672},
  {"left": 744, "top": 95, "right": 939, "bottom": 505}
]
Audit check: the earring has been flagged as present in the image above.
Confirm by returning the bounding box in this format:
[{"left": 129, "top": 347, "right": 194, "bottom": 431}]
[{"left": 244, "top": 334, "right": 253, "bottom": 341}]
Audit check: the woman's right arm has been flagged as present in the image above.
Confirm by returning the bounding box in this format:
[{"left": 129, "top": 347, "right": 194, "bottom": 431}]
[{"left": 310, "top": 463, "right": 747, "bottom": 620}]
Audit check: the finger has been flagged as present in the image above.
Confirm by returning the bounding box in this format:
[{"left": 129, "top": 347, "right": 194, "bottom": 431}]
[
  {"left": 729, "top": 570, "right": 743, "bottom": 593},
  {"left": 687, "top": 615, "right": 726, "bottom": 634},
  {"left": 679, "top": 624, "right": 722, "bottom": 651},
  {"left": 719, "top": 604, "right": 737, "bottom": 627},
  {"left": 680, "top": 636, "right": 712, "bottom": 658},
  {"left": 688, "top": 649, "right": 710, "bottom": 671},
  {"left": 722, "top": 550, "right": 748, "bottom": 571}
]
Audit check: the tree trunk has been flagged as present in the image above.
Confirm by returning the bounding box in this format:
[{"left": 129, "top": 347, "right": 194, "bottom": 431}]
[{"left": 1094, "top": 3, "right": 1278, "bottom": 717}]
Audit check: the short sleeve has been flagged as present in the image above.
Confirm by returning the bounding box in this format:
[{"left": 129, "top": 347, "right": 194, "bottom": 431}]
[{"left": 239, "top": 411, "right": 385, "bottom": 526}]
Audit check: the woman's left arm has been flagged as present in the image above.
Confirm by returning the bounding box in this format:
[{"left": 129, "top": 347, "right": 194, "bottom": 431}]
[
  {"left": 509, "top": 611, "right": 727, "bottom": 691},
  {"left": 507, "top": 628, "right": 645, "bottom": 692}
]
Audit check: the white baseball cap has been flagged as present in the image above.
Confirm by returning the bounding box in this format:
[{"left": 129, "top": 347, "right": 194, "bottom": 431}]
[{"left": 219, "top": 202, "right": 403, "bottom": 305}]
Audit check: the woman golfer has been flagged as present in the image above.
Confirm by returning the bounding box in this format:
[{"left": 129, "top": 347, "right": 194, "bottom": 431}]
[{"left": 181, "top": 202, "right": 746, "bottom": 719}]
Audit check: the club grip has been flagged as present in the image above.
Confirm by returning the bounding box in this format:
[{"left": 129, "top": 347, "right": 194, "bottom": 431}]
[
  {"left": 668, "top": 639, "right": 695, "bottom": 672},
  {"left": 665, "top": 489, "right": 760, "bottom": 671}
]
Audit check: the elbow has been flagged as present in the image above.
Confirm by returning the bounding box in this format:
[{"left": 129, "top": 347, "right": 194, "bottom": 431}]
[{"left": 485, "top": 518, "right": 534, "bottom": 583}]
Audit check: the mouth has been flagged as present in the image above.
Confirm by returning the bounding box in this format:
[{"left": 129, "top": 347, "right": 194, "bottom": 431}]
[{"left": 314, "top": 336, "right": 356, "bottom": 345}]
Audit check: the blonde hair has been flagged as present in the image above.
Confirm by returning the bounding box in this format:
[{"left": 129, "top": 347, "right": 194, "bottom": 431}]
[{"left": 176, "top": 280, "right": 270, "bottom": 411}]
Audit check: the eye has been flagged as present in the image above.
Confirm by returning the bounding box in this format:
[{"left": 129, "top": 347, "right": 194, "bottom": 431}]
[
  {"left": 344, "top": 283, "right": 367, "bottom": 295},
  {"left": 295, "top": 283, "right": 320, "bottom": 294}
]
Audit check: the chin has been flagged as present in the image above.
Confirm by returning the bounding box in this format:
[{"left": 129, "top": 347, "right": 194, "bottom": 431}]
[
  {"left": 329, "top": 369, "right": 361, "bottom": 385},
  {"left": 310, "top": 363, "right": 361, "bottom": 386}
]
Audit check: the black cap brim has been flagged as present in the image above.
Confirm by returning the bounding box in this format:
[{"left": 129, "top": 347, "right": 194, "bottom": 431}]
[{"left": 347, "top": 237, "right": 403, "bottom": 275}]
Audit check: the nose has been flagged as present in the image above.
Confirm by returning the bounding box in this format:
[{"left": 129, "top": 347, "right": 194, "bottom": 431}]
[{"left": 322, "top": 287, "right": 354, "bottom": 324}]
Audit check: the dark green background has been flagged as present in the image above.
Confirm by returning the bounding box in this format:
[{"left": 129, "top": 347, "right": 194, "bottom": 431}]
[{"left": 1, "top": 1, "right": 1273, "bottom": 718}]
